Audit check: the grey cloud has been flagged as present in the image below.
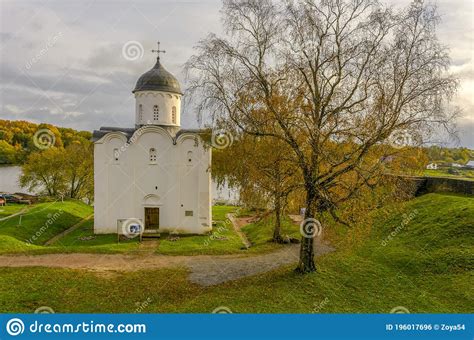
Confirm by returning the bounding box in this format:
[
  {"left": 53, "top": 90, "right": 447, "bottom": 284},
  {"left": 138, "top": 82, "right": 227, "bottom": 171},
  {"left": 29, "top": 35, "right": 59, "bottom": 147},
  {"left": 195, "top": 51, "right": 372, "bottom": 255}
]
[
  {"left": 0, "top": 32, "right": 13, "bottom": 43},
  {"left": 1, "top": 62, "right": 137, "bottom": 97},
  {"left": 0, "top": 0, "right": 472, "bottom": 147},
  {"left": 457, "top": 120, "right": 474, "bottom": 149}
]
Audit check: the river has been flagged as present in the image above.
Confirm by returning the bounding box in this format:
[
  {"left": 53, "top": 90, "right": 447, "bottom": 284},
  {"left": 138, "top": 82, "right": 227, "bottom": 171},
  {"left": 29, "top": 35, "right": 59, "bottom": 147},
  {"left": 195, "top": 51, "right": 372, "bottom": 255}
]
[{"left": 0, "top": 166, "right": 34, "bottom": 194}]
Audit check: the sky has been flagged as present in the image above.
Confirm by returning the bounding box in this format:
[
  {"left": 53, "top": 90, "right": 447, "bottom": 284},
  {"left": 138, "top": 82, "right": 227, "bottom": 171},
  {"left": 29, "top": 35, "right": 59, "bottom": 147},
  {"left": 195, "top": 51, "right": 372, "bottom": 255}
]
[{"left": 0, "top": 0, "right": 473, "bottom": 148}]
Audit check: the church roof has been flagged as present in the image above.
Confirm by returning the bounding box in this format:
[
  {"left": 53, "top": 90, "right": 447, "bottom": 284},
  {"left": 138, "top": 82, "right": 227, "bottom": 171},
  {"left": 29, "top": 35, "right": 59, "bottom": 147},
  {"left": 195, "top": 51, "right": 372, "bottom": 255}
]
[
  {"left": 132, "top": 58, "right": 182, "bottom": 94},
  {"left": 92, "top": 126, "right": 207, "bottom": 143},
  {"left": 92, "top": 127, "right": 136, "bottom": 142}
]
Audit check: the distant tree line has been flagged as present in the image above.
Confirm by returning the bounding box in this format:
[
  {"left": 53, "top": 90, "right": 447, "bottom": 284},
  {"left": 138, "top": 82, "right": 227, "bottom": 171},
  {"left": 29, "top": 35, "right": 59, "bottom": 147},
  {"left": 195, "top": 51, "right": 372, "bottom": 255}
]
[
  {"left": 20, "top": 143, "right": 94, "bottom": 203},
  {"left": 425, "top": 146, "right": 473, "bottom": 165},
  {"left": 0, "top": 119, "right": 93, "bottom": 203},
  {"left": 0, "top": 119, "right": 91, "bottom": 164}
]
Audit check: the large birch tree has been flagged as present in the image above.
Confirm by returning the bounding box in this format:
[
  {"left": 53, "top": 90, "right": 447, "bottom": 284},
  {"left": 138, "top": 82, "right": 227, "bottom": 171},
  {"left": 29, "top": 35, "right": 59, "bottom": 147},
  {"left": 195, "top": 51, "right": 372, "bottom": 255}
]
[{"left": 186, "top": 0, "right": 457, "bottom": 273}]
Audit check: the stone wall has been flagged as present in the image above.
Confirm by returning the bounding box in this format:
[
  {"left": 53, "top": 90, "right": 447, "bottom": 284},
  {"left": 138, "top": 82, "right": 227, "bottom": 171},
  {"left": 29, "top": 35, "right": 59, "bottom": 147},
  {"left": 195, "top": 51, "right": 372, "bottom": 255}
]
[{"left": 394, "top": 175, "right": 474, "bottom": 196}]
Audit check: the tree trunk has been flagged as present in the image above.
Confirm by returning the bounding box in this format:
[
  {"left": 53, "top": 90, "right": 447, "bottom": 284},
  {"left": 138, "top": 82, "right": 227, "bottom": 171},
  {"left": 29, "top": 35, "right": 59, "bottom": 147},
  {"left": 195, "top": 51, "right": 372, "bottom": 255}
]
[
  {"left": 272, "top": 197, "right": 282, "bottom": 243},
  {"left": 70, "top": 175, "right": 76, "bottom": 198},
  {"left": 272, "top": 163, "right": 284, "bottom": 243},
  {"left": 296, "top": 236, "right": 316, "bottom": 273},
  {"left": 295, "top": 188, "right": 317, "bottom": 273}
]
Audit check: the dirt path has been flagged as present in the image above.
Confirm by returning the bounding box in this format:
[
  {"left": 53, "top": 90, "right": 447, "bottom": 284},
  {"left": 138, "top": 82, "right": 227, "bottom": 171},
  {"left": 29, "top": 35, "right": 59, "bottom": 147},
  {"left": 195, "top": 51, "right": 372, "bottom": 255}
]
[
  {"left": 288, "top": 214, "right": 303, "bottom": 224},
  {"left": 0, "top": 238, "right": 334, "bottom": 286},
  {"left": 226, "top": 213, "right": 252, "bottom": 249},
  {"left": 137, "top": 239, "right": 160, "bottom": 255},
  {"left": 188, "top": 237, "right": 333, "bottom": 286},
  {"left": 44, "top": 214, "right": 94, "bottom": 246},
  {"left": 0, "top": 211, "right": 335, "bottom": 285}
]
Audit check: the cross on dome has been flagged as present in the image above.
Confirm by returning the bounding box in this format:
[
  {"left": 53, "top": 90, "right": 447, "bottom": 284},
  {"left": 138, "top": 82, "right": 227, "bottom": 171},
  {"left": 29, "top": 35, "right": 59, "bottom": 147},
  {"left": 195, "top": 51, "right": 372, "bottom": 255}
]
[
  {"left": 133, "top": 40, "right": 182, "bottom": 95},
  {"left": 151, "top": 41, "right": 166, "bottom": 61}
]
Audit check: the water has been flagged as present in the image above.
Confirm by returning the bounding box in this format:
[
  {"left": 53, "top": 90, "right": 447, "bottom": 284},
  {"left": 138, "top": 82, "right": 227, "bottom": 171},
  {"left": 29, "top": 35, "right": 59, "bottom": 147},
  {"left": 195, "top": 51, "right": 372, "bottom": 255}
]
[
  {"left": 212, "top": 181, "right": 239, "bottom": 205},
  {"left": 0, "top": 166, "right": 239, "bottom": 203},
  {"left": 0, "top": 166, "right": 34, "bottom": 194}
]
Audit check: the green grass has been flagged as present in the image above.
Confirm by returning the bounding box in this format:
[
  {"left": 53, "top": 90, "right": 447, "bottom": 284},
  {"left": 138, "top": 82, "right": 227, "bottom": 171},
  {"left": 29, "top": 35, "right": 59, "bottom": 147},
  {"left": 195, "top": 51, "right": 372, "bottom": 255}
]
[
  {"left": 0, "top": 203, "right": 250, "bottom": 256},
  {"left": 0, "top": 222, "right": 142, "bottom": 255},
  {"left": 1, "top": 193, "right": 471, "bottom": 313},
  {"left": 156, "top": 205, "right": 246, "bottom": 255},
  {"left": 424, "top": 169, "right": 474, "bottom": 181},
  {"left": 55, "top": 205, "right": 247, "bottom": 255},
  {"left": 234, "top": 207, "right": 264, "bottom": 218},
  {"left": 0, "top": 200, "right": 141, "bottom": 254},
  {"left": 0, "top": 200, "right": 92, "bottom": 245},
  {"left": 0, "top": 235, "right": 44, "bottom": 253},
  {"left": 242, "top": 214, "right": 301, "bottom": 253},
  {"left": 212, "top": 205, "right": 238, "bottom": 221},
  {"left": 156, "top": 206, "right": 299, "bottom": 255},
  {"left": 0, "top": 203, "right": 27, "bottom": 218},
  {"left": 49, "top": 219, "right": 141, "bottom": 254},
  {"left": 367, "top": 193, "right": 474, "bottom": 275}
]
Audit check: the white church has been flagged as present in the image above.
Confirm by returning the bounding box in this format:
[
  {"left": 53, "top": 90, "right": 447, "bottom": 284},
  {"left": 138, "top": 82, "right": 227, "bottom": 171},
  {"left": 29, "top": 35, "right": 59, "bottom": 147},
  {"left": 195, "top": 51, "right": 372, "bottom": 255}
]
[{"left": 92, "top": 48, "right": 212, "bottom": 236}]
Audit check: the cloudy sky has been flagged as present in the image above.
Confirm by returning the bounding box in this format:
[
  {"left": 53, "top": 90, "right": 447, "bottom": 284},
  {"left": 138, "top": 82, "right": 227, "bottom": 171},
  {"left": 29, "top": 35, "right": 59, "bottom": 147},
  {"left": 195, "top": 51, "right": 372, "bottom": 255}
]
[{"left": 1, "top": 0, "right": 473, "bottom": 147}]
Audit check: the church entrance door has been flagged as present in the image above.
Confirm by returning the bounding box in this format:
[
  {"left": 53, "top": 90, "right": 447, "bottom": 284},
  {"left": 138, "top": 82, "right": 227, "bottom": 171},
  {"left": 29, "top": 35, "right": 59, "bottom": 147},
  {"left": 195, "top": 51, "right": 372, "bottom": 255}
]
[{"left": 144, "top": 207, "right": 160, "bottom": 231}]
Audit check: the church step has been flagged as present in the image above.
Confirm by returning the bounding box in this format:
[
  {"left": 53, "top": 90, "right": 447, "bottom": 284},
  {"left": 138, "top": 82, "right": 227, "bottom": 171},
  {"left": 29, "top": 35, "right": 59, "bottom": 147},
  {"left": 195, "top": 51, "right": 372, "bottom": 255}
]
[{"left": 142, "top": 233, "right": 161, "bottom": 239}]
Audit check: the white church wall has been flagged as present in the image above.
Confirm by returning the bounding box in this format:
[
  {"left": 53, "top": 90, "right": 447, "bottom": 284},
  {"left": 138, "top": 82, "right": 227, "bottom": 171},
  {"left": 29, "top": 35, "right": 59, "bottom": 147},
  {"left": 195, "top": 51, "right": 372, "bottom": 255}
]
[
  {"left": 198, "top": 144, "right": 212, "bottom": 231},
  {"left": 94, "top": 133, "right": 136, "bottom": 233},
  {"left": 94, "top": 127, "right": 211, "bottom": 235},
  {"left": 133, "top": 128, "right": 177, "bottom": 231},
  {"left": 178, "top": 136, "right": 201, "bottom": 233}
]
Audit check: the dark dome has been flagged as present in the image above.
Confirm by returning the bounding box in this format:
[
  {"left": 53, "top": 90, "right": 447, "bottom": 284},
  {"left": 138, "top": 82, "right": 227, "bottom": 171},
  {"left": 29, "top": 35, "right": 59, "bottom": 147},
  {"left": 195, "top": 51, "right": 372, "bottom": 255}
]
[{"left": 133, "top": 58, "right": 182, "bottom": 94}]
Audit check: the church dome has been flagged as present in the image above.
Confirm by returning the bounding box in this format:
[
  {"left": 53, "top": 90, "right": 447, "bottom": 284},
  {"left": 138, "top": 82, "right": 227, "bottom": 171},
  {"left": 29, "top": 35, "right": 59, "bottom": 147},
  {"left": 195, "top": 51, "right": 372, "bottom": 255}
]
[{"left": 133, "top": 58, "right": 182, "bottom": 94}]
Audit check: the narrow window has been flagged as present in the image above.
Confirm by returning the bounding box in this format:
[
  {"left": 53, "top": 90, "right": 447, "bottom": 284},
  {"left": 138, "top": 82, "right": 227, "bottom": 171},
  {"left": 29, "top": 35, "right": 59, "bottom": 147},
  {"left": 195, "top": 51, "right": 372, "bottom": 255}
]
[
  {"left": 139, "top": 104, "right": 143, "bottom": 121},
  {"left": 172, "top": 106, "right": 176, "bottom": 124},
  {"left": 153, "top": 105, "right": 159, "bottom": 121},
  {"left": 187, "top": 151, "right": 193, "bottom": 163},
  {"left": 113, "top": 148, "right": 119, "bottom": 163},
  {"left": 149, "top": 148, "right": 157, "bottom": 163}
]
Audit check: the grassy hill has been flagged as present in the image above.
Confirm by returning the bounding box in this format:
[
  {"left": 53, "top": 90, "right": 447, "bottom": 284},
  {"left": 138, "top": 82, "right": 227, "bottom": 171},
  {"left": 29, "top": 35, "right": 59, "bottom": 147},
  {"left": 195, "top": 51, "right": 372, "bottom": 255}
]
[
  {"left": 0, "top": 201, "right": 244, "bottom": 255},
  {"left": 0, "top": 200, "right": 94, "bottom": 253},
  {"left": 0, "top": 193, "right": 471, "bottom": 313},
  {"left": 367, "top": 193, "right": 473, "bottom": 275},
  {"left": 0, "top": 201, "right": 92, "bottom": 244},
  {"left": 0, "top": 204, "right": 26, "bottom": 218}
]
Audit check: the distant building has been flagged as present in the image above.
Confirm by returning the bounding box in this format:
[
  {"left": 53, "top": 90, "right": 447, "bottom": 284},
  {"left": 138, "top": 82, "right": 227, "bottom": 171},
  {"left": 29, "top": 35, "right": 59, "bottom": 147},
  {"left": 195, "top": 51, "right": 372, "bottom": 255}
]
[
  {"left": 466, "top": 160, "right": 474, "bottom": 169},
  {"left": 380, "top": 155, "right": 394, "bottom": 163},
  {"left": 426, "top": 163, "right": 438, "bottom": 170},
  {"left": 451, "top": 163, "right": 463, "bottom": 168}
]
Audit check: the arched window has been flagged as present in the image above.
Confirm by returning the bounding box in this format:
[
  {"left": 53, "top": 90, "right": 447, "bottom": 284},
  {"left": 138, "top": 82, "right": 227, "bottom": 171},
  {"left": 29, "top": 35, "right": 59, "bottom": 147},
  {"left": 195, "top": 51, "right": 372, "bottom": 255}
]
[
  {"left": 113, "top": 148, "right": 119, "bottom": 163},
  {"left": 172, "top": 106, "right": 177, "bottom": 124},
  {"left": 149, "top": 148, "right": 157, "bottom": 163},
  {"left": 138, "top": 104, "right": 143, "bottom": 121},
  {"left": 153, "top": 105, "right": 159, "bottom": 121}
]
